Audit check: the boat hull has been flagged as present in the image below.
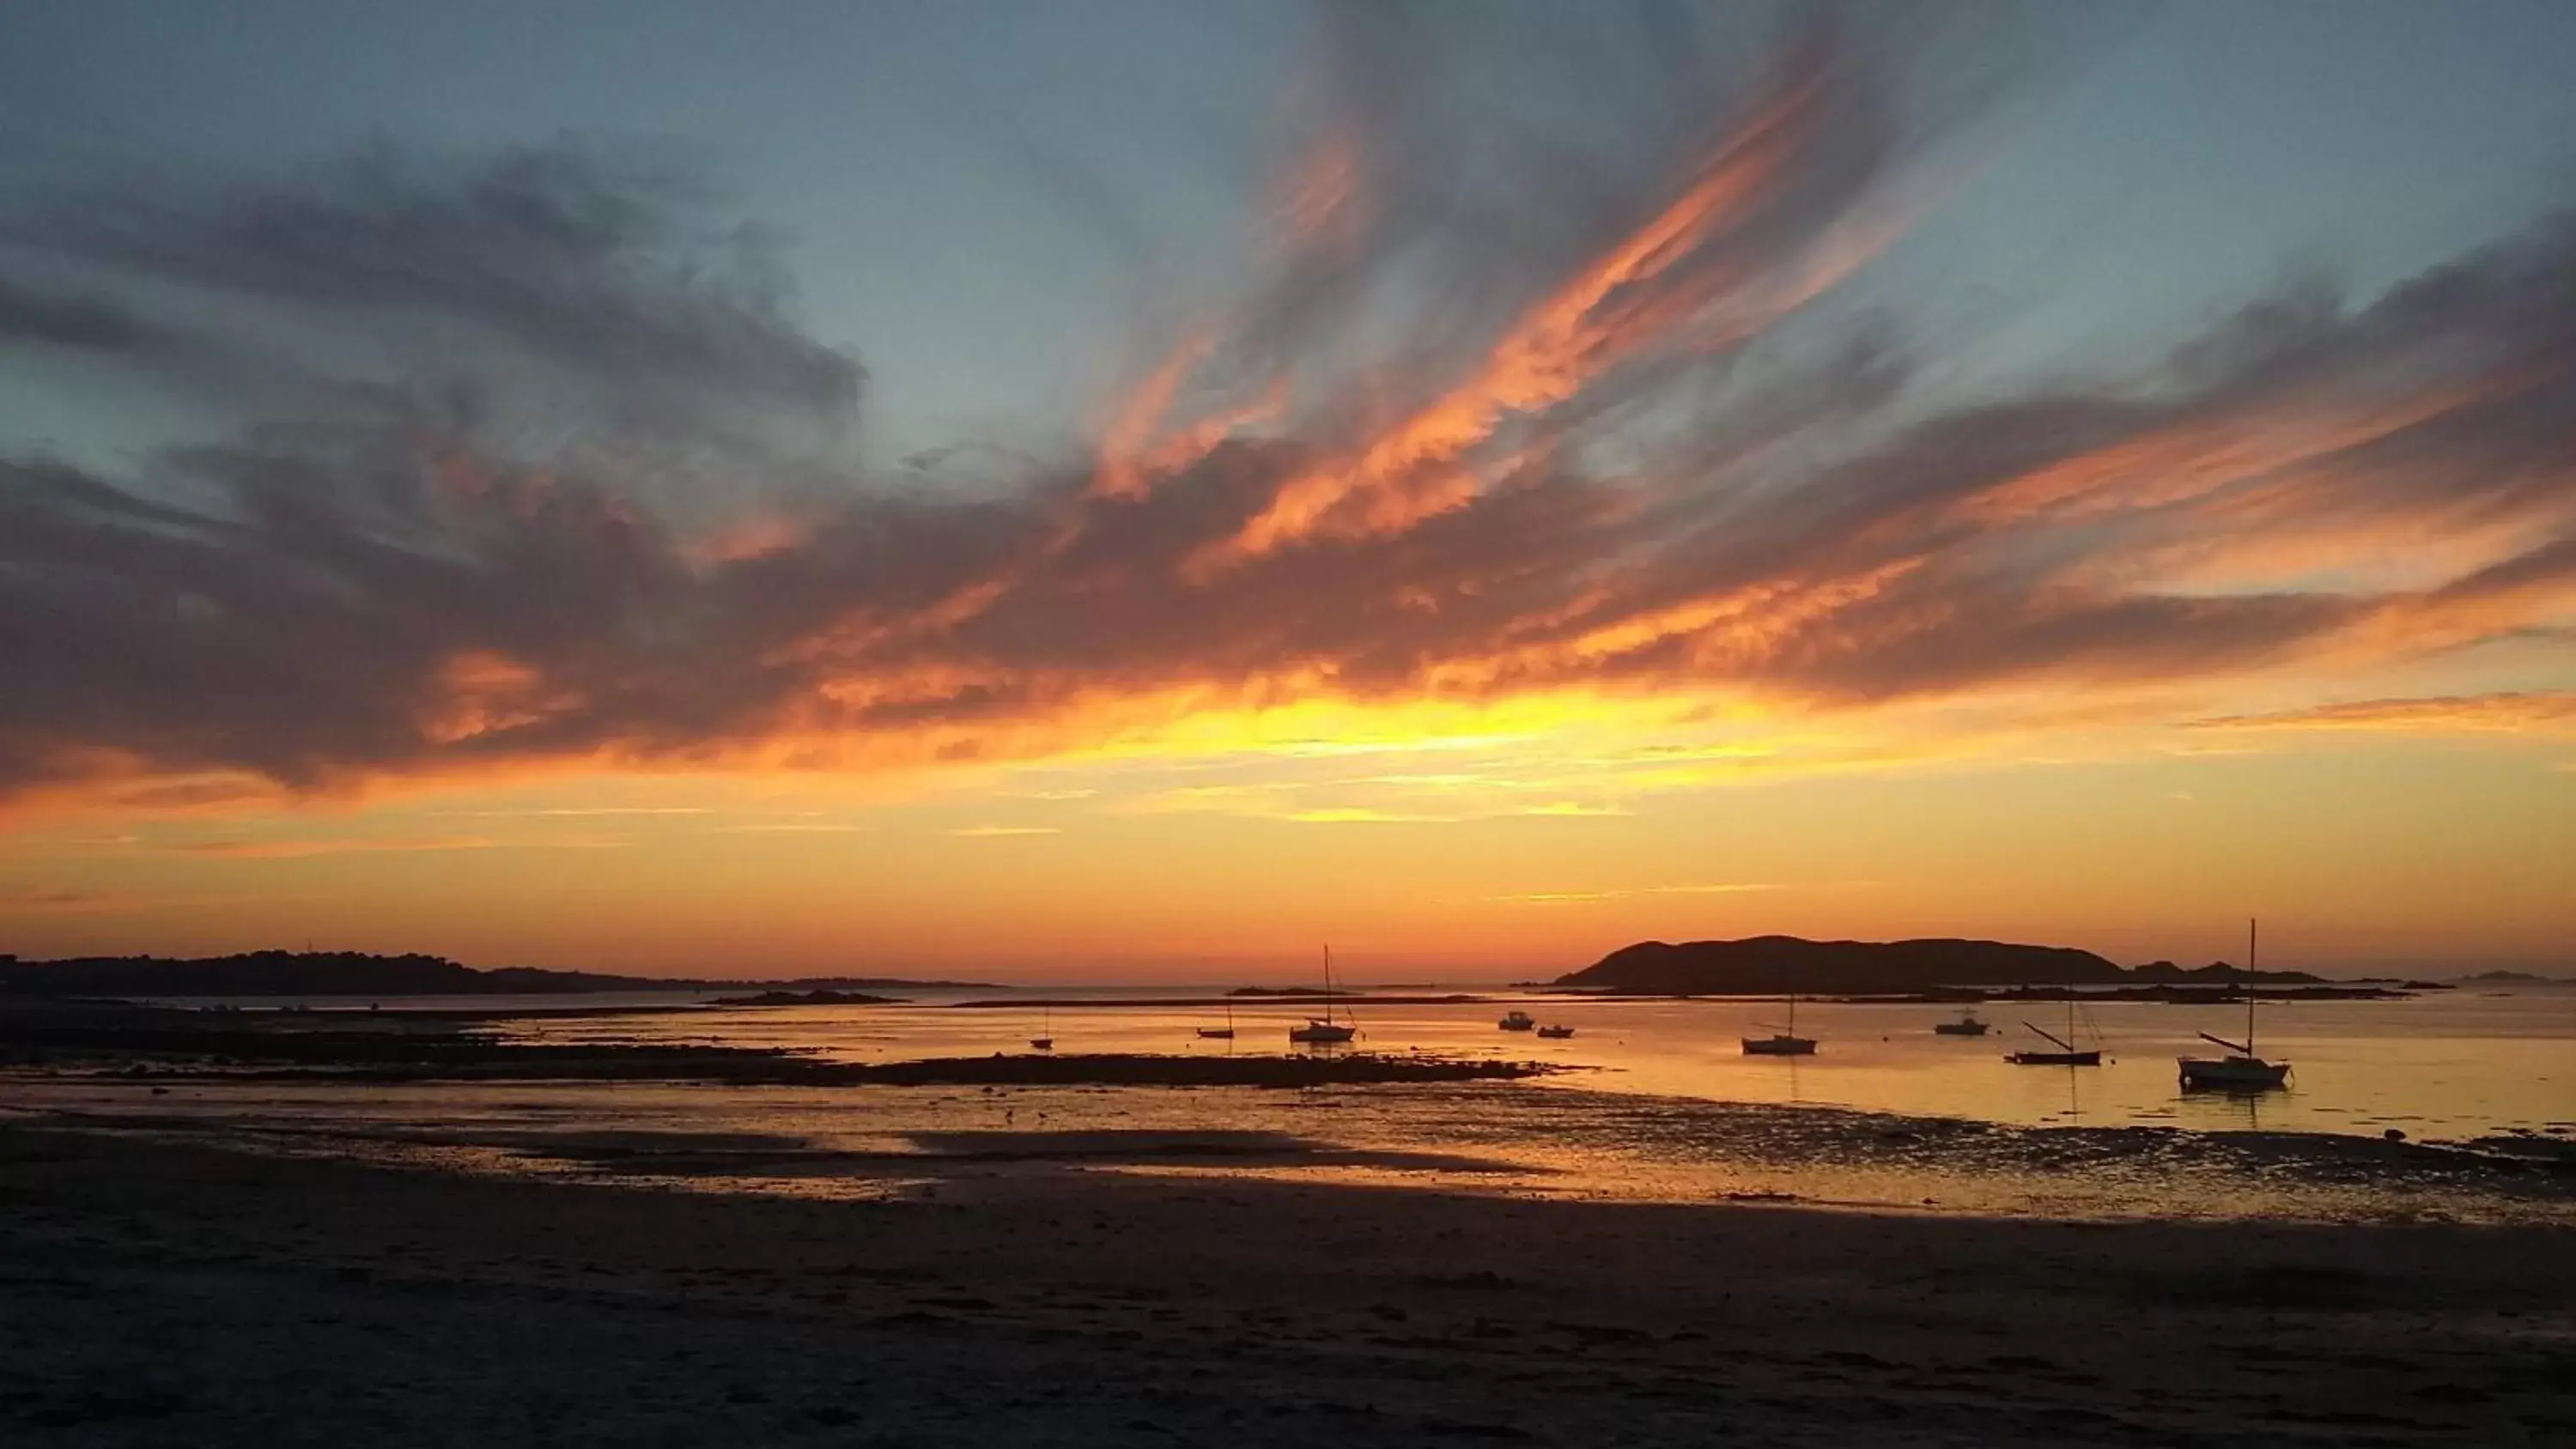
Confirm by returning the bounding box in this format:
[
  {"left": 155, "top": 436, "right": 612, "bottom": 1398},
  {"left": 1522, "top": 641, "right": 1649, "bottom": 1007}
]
[
  {"left": 2006, "top": 1050, "right": 2100, "bottom": 1066},
  {"left": 1288, "top": 1024, "right": 1356, "bottom": 1045},
  {"left": 1194, "top": 1028, "right": 1234, "bottom": 1039},
  {"left": 1932, "top": 1023, "right": 1991, "bottom": 1036},
  {"left": 2178, "top": 1056, "right": 2289, "bottom": 1088},
  {"left": 1535, "top": 1027, "right": 1574, "bottom": 1040},
  {"left": 1741, "top": 1035, "right": 1817, "bottom": 1056}
]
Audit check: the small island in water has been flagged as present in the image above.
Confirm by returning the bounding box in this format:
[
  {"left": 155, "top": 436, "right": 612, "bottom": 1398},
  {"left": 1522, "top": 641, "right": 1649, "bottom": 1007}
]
[{"left": 1555, "top": 934, "right": 2338, "bottom": 997}]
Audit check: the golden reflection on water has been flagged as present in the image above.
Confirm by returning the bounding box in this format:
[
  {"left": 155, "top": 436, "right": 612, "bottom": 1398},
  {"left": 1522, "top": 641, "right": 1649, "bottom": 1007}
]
[{"left": 487, "top": 986, "right": 2576, "bottom": 1141}]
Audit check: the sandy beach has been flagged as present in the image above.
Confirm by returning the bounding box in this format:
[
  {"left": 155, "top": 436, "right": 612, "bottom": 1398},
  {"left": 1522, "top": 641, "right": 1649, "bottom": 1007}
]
[{"left": 6, "top": 1115, "right": 2573, "bottom": 1446}]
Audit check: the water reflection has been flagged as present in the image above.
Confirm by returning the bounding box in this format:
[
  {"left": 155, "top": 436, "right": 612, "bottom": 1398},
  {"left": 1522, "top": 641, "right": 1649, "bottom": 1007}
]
[{"left": 471, "top": 984, "right": 2576, "bottom": 1141}]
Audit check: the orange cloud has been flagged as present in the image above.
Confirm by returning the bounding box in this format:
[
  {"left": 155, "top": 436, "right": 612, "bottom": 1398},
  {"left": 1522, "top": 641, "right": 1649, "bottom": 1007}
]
[{"left": 2185, "top": 691, "right": 2576, "bottom": 735}]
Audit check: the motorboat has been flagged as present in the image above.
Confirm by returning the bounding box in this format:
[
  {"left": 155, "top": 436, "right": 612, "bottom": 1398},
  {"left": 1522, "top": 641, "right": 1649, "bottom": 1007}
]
[
  {"left": 1932, "top": 1009, "right": 1992, "bottom": 1036},
  {"left": 1499, "top": 1009, "right": 1537, "bottom": 1032},
  {"left": 1535, "top": 1024, "right": 1575, "bottom": 1040}
]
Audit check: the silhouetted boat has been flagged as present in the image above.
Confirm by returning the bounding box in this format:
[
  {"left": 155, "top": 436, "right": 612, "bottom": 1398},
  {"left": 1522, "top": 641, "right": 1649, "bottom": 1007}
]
[
  {"left": 1742, "top": 989, "right": 1817, "bottom": 1056},
  {"left": 2179, "top": 919, "right": 2290, "bottom": 1089},
  {"left": 1535, "top": 1023, "right": 1575, "bottom": 1040},
  {"left": 2006, "top": 997, "right": 2100, "bottom": 1065},
  {"left": 1932, "top": 1008, "right": 1992, "bottom": 1036},
  {"left": 1197, "top": 1000, "right": 1235, "bottom": 1039},
  {"left": 1498, "top": 1009, "right": 1536, "bottom": 1032},
  {"left": 1287, "top": 945, "right": 1357, "bottom": 1046},
  {"left": 1029, "top": 1003, "right": 1053, "bottom": 1052}
]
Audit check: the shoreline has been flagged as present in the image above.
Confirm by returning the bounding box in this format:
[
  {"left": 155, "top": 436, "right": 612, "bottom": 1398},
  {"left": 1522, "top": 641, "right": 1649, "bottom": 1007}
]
[{"left": 5, "top": 1116, "right": 2573, "bottom": 1445}]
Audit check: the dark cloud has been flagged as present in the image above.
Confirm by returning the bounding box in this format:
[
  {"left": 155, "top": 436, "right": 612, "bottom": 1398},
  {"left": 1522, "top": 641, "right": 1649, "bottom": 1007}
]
[
  {"left": 2, "top": 142, "right": 860, "bottom": 458},
  {"left": 2, "top": 8, "right": 2573, "bottom": 805},
  {"left": 0, "top": 275, "right": 154, "bottom": 352}
]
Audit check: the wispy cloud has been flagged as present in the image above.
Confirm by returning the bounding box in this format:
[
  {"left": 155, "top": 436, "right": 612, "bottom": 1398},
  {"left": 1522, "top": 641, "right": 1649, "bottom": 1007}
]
[
  {"left": 2185, "top": 692, "right": 2576, "bottom": 735},
  {"left": 1490, "top": 882, "right": 1787, "bottom": 905},
  {"left": 1281, "top": 808, "right": 1447, "bottom": 824},
  {"left": 3, "top": 6, "right": 2571, "bottom": 816},
  {"left": 167, "top": 834, "right": 627, "bottom": 858}
]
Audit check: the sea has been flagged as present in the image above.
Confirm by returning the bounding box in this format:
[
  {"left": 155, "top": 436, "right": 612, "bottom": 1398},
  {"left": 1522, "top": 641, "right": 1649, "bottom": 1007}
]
[{"left": 24, "top": 979, "right": 2569, "bottom": 1226}]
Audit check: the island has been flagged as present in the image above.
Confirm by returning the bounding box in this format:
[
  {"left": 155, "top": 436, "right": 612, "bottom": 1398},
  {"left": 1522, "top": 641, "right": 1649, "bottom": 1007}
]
[
  {"left": 0, "top": 950, "right": 988, "bottom": 999},
  {"left": 1556, "top": 935, "right": 2332, "bottom": 996}
]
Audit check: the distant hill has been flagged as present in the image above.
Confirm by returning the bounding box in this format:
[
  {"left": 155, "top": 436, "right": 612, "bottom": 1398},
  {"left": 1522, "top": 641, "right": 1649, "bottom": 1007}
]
[
  {"left": 0, "top": 951, "right": 988, "bottom": 998},
  {"left": 1556, "top": 936, "right": 2323, "bottom": 995}
]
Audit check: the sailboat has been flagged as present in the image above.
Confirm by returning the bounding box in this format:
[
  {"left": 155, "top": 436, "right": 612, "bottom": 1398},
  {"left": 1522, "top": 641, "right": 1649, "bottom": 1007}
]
[
  {"left": 2006, "top": 994, "right": 2101, "bottom": 1066},
  {"left": 1741, "top": 984, "right": 1817, "bottom": 1055},
  {"left": 1196, "top": 999, "right": 1235, "bottom": 1040},
  {"left": 2178, "top": 919, "right": 2291, "bottom": 1089},
  {"left": 1028, "top": 1003, "right": 1053, "bottom": 1052},
  {"left": 1286, "top": 945, "right": 1357, "bottom": 1046}
]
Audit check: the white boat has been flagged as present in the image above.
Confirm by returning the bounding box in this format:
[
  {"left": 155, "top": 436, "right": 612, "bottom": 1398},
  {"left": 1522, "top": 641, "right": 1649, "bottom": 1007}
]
[
  {"left": 1535, "top": 1023, "right": 1575, "bottom": 1040},
  {"left": 2178, "top": 919, "right": 2290, "bottom": 1090},
  {"left": 1498, "top": 1009, "right": 1537, "bottom": 1032},
  {"left": 1287, "top": 945, "right": 1358, "bottom": 1046},
  {"left": 1742, "top": 988, "right": 1817, "bottom": 1056}
]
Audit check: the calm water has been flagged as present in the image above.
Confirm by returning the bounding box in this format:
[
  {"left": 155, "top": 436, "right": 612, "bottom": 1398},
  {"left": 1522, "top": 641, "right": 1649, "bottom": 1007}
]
[
  {"left": 486, "top": 984, "right": 2576, "bottom": 1142},
  {"left": 46, "top": 981, "right": 2564, "bottom": 1223}
]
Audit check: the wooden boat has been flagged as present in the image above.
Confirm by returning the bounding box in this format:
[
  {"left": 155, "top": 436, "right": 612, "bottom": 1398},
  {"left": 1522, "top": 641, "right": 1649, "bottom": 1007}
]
[
  {"left": 2006, "top": 997, "right": 2100, "bottom": 1065},
  {"left": 1742, "top": 989, "right": 1817, "bottom": 1056},
  {"left": 1535, "top": 1023, "right": 1575, "bottom": 1040},
  {"left": 1287, "top": 946, "right": 1358, "bottom": 1046},
  {"left": 2179, "top": 919, "right": 2290, "bottom": 1089}
]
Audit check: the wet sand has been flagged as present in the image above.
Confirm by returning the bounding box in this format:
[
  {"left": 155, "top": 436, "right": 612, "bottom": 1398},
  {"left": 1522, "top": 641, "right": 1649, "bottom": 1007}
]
[{"left": 5, "top": 1119, "right": 2572, "bottom": 1446}]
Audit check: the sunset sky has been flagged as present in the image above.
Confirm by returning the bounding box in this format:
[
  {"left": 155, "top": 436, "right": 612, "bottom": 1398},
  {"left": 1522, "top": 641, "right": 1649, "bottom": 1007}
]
[{"left": 3, "top": 1, "right": 2573, "bottom": 979}]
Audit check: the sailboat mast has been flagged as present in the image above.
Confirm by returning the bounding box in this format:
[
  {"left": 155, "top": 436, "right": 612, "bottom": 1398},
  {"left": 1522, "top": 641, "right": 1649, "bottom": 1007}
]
[{"left": 2246, "top": 917, "right": 2257, "bottom": 1056}]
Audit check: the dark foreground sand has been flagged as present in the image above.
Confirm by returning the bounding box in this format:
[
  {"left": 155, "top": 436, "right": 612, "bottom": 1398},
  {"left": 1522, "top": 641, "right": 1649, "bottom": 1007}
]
[{"left": 3, "top": 1122, "right": 2572, "bottom": 1446}]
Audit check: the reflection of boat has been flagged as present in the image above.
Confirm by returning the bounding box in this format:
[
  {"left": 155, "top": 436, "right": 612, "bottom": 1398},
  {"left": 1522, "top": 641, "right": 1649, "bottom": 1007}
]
[
  {"left": 1932, "top": 1008, "right": 1991, "bottom": 1036},
  {"left": 1742, "top": 989, "right": 1817, "bottom": 1056},
  {"left": 2005, "top": 997, "right": 2100, "bottom": 1065},
  {"left": 1499, "top": 1009, "right": 1537, "bottom": 1032},
  {"left": 1287, "top": 946, "right": 1358, "bottom": 1046},
  {"left": 1196, "top": 1000, "right": 1235, "bottom": 1040},
  {"left": 1536, "top": 1023, "right": 1575, "bottom": 1040},
  {"left": 2179, "top": 919, "right": 2291, "bottom": 1090}
]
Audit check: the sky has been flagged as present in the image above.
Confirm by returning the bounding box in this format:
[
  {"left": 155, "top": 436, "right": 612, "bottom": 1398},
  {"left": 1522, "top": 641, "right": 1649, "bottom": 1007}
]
[{"left": 3, "top": 1, "right": 2573, "bottom": 979}]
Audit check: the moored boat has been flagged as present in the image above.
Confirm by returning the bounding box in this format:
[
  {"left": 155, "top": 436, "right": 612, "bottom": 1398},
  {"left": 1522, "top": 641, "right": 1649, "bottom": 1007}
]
[
  {"left": 1535, "top": 1023, "right": 1575, "bottom": 1040},
  {"left": 1499, "top": 1009, "right": 1537, "bottom": 1032},
  {"left": 2179, "top": 919, "right": 2290, "bottom": 1090},
  {"left": 1287, "top": 946, "right": 1358, "bottom": 1046},
  {"left": 1741, "top": 989, "right": 1817, "bottom": 1056},
  {"left": 1933, "top": 1009, "right": 1991, "bottom": 1036},
  {"left": 2005, "top": 997, "right": 2102, "bottom": 1065}
]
